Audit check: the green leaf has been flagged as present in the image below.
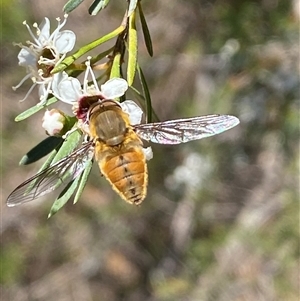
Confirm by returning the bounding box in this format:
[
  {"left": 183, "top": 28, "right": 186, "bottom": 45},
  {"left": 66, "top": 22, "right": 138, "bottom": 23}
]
[
  {"left": 48, "top": 176, "right": 81, "bottom": 218},
  {"left": 89, "top": 0, "right": 110, "bottom": 15},
  {"left": 69, "top": 47, "right": 114, "bottom": 78},
  {"left": 62, "top": 116, "right": 78, "bottom": 135},
  {"left": 19, "top": 136, "right": 63, "bottom": 165},
  {"left": 73, "top": 159, "right": 93, "bottom": 204},
  {"left": 128, "top": 0, "right": 138, "bottom": 17},
  {"left": 137, "top": 64, "right": 152, "bottom": 122},
  {"left": 138, "top": 2, "right": 153, "bottom": 56},
  {"left": 52, "top": 25, "right": 125, "bottom": 74},
  {"left": 127, "top": 11, "right": 138, "bottom": 86},
  {"left": 91, "top": 47, "right": 114, "bottom": 64},
  {"left": 63, "top": 0, "right": 85, "bottom": 13},
  {"left": 15, "top": 97, "right": 57, "bottom": 122},
  {"left": 110, "top": 52, "right": 121, "bottom": 79},
  {"left": 52, "top": 129, "right": 82, "bottom": 164}
]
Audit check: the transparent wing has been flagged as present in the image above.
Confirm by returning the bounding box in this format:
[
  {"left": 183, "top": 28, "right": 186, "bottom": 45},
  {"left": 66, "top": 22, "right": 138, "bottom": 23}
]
[
  {"left": 7, "top": 142, "right": 95, "bottom": 207},
  {"left": 134, "top": 114, "right": 240, "bottom": 144}
]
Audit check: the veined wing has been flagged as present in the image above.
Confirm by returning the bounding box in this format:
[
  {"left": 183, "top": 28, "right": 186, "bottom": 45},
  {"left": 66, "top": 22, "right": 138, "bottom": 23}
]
[
  {"left": 134, "top": 114, "right": 240, "bottom": 144},
  {"left": 7, "top": 142, "right": 95, "bottom": 207}
]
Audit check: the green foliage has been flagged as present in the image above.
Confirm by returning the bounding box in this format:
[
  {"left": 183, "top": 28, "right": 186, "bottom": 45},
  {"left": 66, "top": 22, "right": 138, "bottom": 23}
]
[
  {"left": 137, "top": 64, "right": 153, "bottom": 122},
  {"left": 48, "top": 176, "right": 81, "bottom": 218},
  {"left": 138, "top": 2, "right": 153, "bottom": 57},
  {"left": 63, "top": 0, "right": 85, "bottom": 14},
  {"left": 8, "top": 0, "right": 156, "bottom": 215},
  {"left": 19, "top": 136, "right": 63, "bottom": 165},
  {"left": 15, "top": 97, "right": 58, "bottom": 121},
  {"left": 127, "top": 10, "right": 138, "bottom": 86},
  {"left": 2, "top": 1, "right": 299, "bottom": 300}
]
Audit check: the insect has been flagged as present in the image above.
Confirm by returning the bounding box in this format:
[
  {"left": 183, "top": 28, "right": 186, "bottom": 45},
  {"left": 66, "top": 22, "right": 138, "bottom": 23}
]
[{"left": 6, "top": 99, "right": 240, "bottom": 207}]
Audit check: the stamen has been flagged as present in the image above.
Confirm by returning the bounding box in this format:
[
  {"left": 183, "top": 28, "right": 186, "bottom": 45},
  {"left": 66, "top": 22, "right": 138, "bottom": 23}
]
[
  {"left": 18, "top": 82, "right": 37, "bottom": 102},
  {"left": 37, "top": 81, "right": 51, "bottom": 105},
  {"left": 12, "top": 73, "right": 32, "bottom": 90},
  {"left": 49, "top": 14, "right": 68, "bottom": 42},
  {"left": 37, "top": 69, "right": 44, "bottom": 77},
  {"left": 49, "top": 47, "right": 58, "bottom": 59},
  {"left": 35, "top": 77, "right": 51, "bottom": 84},
  {"left": 25, "top": 42, "right": 41, "bottom": 53},
  {"left": 38, "top": 56, "right": 56, "bottom": 65},
  {"left": 55, "top": 52, "right": 66, "bottom": 66},
  {"left": 85, "top": 57, "right": 100, "bottom": 93},
  {"left": 13, "top": 42, "right": 23, "bottom": 48},
  {"left": 33, "top": 23, "right": 41, "bottom": 36},
  {"left": 23, "top": 20, "right": 40, "bottom": 46},
  {"left": 83, "top": 59, "right": 91, "bottom": 92}
]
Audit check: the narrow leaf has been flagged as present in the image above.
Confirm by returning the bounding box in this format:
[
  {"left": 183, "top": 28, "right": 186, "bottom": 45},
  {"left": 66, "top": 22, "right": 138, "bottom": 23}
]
[
  {"left": 127, "top": 11, "right": 138, "bottom": 86},
  {"left": 63, "top": 0, "right": 85, "bottom": 13},
  {"left": 19, "top": 136, "right": 63, "bottom": 165},
  {"left": 69, "top": 47, "right": 113, "bottom": 78},
  {"left": 15, "top": 97, "right": 57, "bottom": 122},
  {"left": 110, "top": 52, "right": 121, "bottom": 79},
  {"left": 137, "top": 64, "right": 152, "bottom": 122},
  {"left": 52, "top": 25, "right": 125, "bottom": 74},
  {"left": 91, "top": 47, "right": 114, "bottom": 64},
  {"left": 52, "top": 129, "right": 82, "bottom": 164},
  {"left": 48, "top": 176, "right": 81, "bottom": 218},
  {"left": 89, "top": 0, "right": 110, "bottom": 15},
  {"left": 73, "top": 159, "right": 93, "bottom": 204},
  {"left": 138, "top": 2, "right": 153, "bottom": 56}
]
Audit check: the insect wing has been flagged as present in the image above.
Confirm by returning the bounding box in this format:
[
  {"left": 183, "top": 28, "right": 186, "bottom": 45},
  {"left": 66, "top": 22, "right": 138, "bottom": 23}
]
[
  {"left": 7, "top": 142, "right": 94, "bottom": 207},
  {"left": 134, "top": 114, "right": 240, "bottom": 144}
]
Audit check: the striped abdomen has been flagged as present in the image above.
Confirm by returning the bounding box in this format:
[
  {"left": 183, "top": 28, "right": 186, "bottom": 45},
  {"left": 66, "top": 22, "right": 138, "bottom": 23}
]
[{"left": 97, "top": 145, "right": 148, "bottom": 205}]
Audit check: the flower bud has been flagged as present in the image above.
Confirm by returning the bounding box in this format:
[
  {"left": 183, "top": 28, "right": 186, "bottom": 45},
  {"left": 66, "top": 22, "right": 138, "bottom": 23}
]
[{"left": 42, "top": 109, "right": 66, "bottom": 136}]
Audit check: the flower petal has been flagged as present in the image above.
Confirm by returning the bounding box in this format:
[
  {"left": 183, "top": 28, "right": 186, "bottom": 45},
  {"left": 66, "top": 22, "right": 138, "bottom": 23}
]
[
  {"left": 55, "top": 30, "right": 76, "bottom": 53},
  {"left": 120, "top": 100, "right": 143, "bottom": 125},
  {"left": 38, "top": 83, "right": 48, "bottom": 103},
  {"left": 18, "top": 48, "right": 36, "bottom": 67},
  {"left": 51, "top": 71, "right": 68, "bottom": 95},
  {"left": 38, "top": 17, "right": 51, "bottom": 43},
  {"left": 42, "top": 109, "right": 65, "bottom": 136},
  {"left": 101, "top": 78, "right": 128, "bottom": 99},
  {"left": 52, "top": 73, "right": 82, "bottom": 103}
]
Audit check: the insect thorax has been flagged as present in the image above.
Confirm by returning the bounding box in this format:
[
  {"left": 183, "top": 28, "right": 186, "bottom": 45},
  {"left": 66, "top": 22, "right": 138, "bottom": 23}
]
[{"left": 89, "top": 106, "right": 128, "bottom": 146}]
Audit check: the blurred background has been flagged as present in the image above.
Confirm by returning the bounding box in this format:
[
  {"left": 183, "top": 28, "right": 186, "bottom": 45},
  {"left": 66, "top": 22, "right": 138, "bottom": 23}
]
[{"left": 1, "top": 0, "right": 299, "bottom": 300}]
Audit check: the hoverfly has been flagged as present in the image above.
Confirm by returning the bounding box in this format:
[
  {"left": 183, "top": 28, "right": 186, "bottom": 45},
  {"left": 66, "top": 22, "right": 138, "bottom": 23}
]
[{"left": 7, "top": 99, "right": 239, "bottom": 207}]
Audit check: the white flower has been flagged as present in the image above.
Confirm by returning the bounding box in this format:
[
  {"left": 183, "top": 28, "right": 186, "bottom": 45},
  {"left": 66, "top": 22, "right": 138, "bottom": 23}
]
[
  {"left": 52, "top": 58, "right": 152, "bottom": 160},
  {"left": 52, "top": 59, "right": 129, "bottom": 105},
  {"left": 42, "top": 109, "right": 66, "bottom": 136},
  {"left": 52, "top": 59, "right": 144, "bottom": 124},
  {"left": 13, "top": 15, "right": 76, "bottom": 104},
  {"left": 52, "top": 57, "right": 133, "bottom": 118},
  {"left": 119, "top": 99, "right": 143, "bottom": 125}
]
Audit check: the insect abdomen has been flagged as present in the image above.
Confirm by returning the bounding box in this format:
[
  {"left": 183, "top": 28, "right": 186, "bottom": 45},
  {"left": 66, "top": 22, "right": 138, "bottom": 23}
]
[{"left": 99, "top": 147, "right": 147, "bottom": 205}]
